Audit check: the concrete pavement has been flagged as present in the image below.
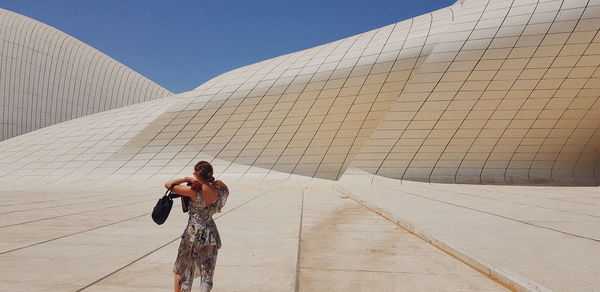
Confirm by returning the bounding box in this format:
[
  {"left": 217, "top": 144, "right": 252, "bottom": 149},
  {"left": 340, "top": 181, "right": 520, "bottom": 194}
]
[
  {"left": 0, "top": 178, "right": 506, "bottom": 291},
  {"left": 337, "top": 169, "right": 600, "bottom": 292}
]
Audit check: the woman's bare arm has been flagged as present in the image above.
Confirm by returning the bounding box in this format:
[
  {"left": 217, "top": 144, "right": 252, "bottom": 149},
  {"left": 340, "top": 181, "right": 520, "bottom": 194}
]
[
  {"left": 164, "top": 177, "right": 197, "bottom": 201},
  {"left": 164, "top": 177, "right": 191, "bottom": 189}
]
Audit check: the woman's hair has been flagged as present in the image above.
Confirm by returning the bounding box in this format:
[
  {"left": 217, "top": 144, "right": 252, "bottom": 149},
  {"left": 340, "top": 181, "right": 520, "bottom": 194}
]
[{"left": 194, "top": 160, "right": 215, "bottom": 185}]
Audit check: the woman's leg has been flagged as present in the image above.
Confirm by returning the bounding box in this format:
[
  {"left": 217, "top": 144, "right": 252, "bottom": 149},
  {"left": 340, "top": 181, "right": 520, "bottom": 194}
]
[
  {"left": 174, "top": 274, "right": 182, "bottom": 292},
  {"left": 173, "top": 233, "right": 195, "bottom": 292},
  {"left": 178, "top": 272, "right": 194, "bottom": 292},
  {"left": 198, "top": 245, "right": 218, "bottom": 292},
  {"left": 174, "top": 256, "right": 194, "bottom": 292}
]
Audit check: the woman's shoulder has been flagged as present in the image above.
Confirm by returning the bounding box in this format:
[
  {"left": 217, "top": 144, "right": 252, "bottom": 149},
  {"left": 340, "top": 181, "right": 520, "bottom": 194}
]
[
  {"left": 190, "top": 180, "right": 203, "bottom": 193},
  {"left": 214, "top": 180, "right": 228, "bottom": 192}
]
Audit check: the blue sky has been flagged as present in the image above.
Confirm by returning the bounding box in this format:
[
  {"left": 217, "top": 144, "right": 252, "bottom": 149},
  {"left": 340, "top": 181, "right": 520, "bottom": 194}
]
[{"left": 2, "top": 0, "right": 455, "bottom": 93}]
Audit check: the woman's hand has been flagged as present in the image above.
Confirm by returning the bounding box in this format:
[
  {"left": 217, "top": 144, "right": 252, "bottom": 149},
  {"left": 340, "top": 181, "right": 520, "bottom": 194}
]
[
  {"left": 164, "top": 177, "right": 192, "bottom": 189},
  {"left": 185, "top": 177, "right": 201, "bottom": 184}
]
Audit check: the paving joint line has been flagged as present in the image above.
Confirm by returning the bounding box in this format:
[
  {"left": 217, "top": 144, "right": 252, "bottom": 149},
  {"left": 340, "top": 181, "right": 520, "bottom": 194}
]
[
  {"left": 385, "top": 184, "right": 600, "bottom": 243},
  {"left": 0, "top": 199, "right": 149, "bottom": 228},
  {"left": 335, "top": 182, "right": 563, "bottom": 292},
  {"left": 0, "top": 196, "right": 129, "bottom": 215},
  {"left": 75, "top": 235, "right": 180, "bottom": 292},
  {"left": 294, "top": 187, "right": 306, "bottom": 292},
  {"left": 333, "top": 184, "right": 532, "bottom": 292},
  {"left": 0, "top": 211, "right": 152, "bottom": 255}
]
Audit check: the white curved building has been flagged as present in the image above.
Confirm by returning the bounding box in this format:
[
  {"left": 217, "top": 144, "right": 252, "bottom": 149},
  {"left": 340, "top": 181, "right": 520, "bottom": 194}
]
[
  {"left": 0, "top": 9, "right": 172, "bottom": 141},
  {"left": 110, "top": 0, "right": 600, "bottom": 185},
  {"left": 2, "top": 0, "right": 597, "bottom": 185}
]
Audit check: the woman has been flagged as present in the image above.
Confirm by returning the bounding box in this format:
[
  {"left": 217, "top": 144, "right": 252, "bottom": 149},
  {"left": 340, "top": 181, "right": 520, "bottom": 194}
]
[{"left": 164, "top": 161, "right": 229, "bottom": 292}]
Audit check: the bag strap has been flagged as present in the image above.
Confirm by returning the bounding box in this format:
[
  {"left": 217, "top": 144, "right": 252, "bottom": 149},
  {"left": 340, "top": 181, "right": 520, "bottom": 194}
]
[{"left": 164, "top": 185, "right": 176, "bottom": 198}]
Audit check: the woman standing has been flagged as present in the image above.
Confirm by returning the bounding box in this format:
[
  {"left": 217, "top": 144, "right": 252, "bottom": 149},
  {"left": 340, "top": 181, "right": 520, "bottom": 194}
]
[{"left": 164, "top": 161, "right": 229, "bottom": 292}]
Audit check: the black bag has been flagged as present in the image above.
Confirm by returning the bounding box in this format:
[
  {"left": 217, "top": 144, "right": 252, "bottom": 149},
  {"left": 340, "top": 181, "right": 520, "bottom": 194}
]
[
  {"left": 166, "top": 182, "right": 191, "bottom": 213},
  {"left": 152, "top": 186, "right": 175, "bottom": 225},
  {"left": 181, "top": 182, "right": 191, "bottom": 213}
]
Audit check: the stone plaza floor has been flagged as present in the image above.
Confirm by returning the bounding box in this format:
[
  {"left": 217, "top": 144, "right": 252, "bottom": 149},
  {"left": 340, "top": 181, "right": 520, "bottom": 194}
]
[{"left": 0, "top": 178, "right": 508, "bottom": 291}]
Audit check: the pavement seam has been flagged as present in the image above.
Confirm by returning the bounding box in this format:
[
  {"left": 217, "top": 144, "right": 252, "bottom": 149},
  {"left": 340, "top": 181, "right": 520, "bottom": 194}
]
[
  {"left": 0, "top": 192, "right": 151, "bottom": 214},
  {"left": 0, "top": 199, "right": 149, "bottom": 228},
  {"left": 0, "top": 211, "right": 151, "bottom": 255},
  {"left": 74, "top": 237, "right": 180, "bottom": 292},
  {"left": 333, "top": 183, "right": 555, "bottom": 292},
  {"left": 423, "top": 184, "right": 600, "bottom": 220},
  {"left": 300, "top": 266, "right": 492, "bottom": 275},
  {"left": 294, "top": 187, "right": 306, "bottom": 292},
  {"left": 0, "top": 192, "right": 102, "bottom": 207},
  {"left": 383, "top": 184, "right": 600, "bottom": 243}
]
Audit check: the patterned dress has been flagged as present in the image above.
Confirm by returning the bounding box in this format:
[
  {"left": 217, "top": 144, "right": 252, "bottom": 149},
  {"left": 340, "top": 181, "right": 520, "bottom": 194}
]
[{"left": 173, "top": 181, "right": 229, "bottom": 292}]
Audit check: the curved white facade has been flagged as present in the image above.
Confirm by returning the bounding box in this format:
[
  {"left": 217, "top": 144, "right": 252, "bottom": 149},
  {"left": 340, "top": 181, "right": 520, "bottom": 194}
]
[
  {"left": 123, "top": 4, "right": 460, "bottom": 180},
  {"left": 350, "top": 0, "right": 600, "bottom": 185},
  {"left": 0, "top": 0, "right": 598, "bottom": 186},
  {"left": 119, "top": 0, "right": 599, "bottom": 185},
  {"left": 0, "top": 9, "right": 172, "bottom": 141}
]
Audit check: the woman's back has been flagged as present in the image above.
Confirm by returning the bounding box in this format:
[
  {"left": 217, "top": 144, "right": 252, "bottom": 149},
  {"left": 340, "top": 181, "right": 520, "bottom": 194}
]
[{"left": 187, "top": 180, "right": 229, "bottom": 223}]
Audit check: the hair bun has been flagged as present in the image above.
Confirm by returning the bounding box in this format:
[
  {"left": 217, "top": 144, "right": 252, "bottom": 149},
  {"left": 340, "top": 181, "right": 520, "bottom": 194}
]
[{"left": 194, "top": 160, "right": 215, "bottom": 185}]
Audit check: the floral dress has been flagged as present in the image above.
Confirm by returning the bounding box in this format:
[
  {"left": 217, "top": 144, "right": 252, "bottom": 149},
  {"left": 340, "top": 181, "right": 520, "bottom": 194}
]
[{"left": 173, "top": 181, "right": 229, "bottom": 292}]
